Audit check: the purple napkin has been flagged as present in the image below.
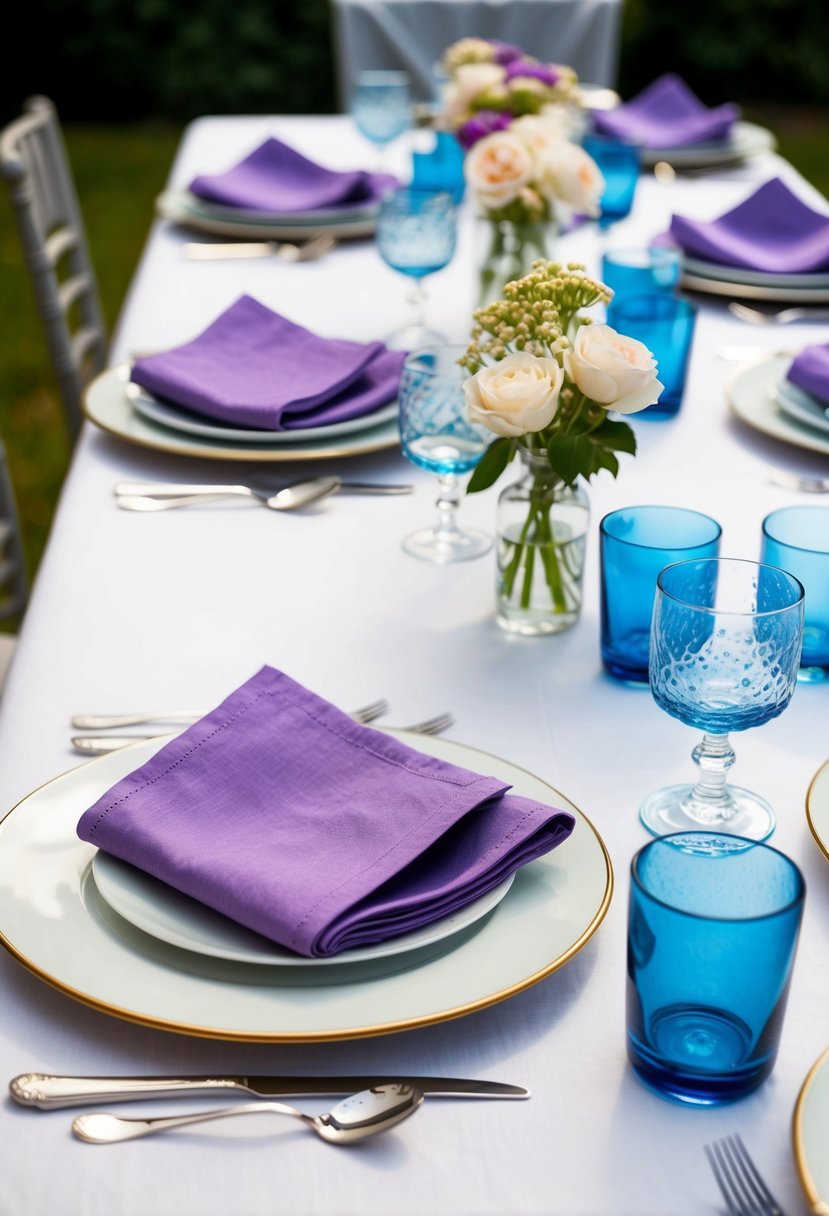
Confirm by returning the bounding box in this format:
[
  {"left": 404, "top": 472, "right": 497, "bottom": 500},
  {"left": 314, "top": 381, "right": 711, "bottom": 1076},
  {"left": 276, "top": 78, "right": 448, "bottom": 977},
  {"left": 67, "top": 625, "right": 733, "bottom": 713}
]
[
  {"left": 669, "top": 178, "right": 829, "bottom": 274},
  {"left": 189, "top": 137, "right": 396, "bottom": 214},
  {"left": 592, "top": 73, "right": 740, "bottom": 149},
  {"left": 787, "top": 344, "right": 829, "bottom": 406},
  {"left": 130, "top": 296, "right": 405, "bottom": 431},
  {"left": 77, "top": 667, "right": 576, "bottom": 958}
]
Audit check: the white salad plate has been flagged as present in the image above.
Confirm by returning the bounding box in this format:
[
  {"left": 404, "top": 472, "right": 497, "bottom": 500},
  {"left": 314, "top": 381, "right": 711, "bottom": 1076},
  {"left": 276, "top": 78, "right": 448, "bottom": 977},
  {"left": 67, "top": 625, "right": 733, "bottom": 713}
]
[
  {"left": 0, "top": 732, "right": 612, "bottom": 1042},
  {"left": 91, "top": 851, "right": 515, "bottom": 967},
  {"left": 774, "top": 375, "right": 829, "bottom": 436},
  {"left": 728, "top": 356, "right": 829, "bottom": 457}
]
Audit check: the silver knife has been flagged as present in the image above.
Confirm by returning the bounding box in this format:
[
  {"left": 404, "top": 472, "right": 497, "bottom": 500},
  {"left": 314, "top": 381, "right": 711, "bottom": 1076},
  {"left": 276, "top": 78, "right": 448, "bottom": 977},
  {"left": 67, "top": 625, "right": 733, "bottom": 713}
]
[{"left": 10, "top": 1073, "right": 530, "bottom": 1109}]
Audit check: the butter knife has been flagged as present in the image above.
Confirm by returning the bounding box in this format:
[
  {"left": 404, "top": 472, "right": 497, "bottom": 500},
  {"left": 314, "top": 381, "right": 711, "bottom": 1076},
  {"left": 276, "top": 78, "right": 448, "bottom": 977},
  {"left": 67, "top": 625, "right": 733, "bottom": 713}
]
[{"left": 10, "top": 1073, "right": 529, "bottom": 1109}]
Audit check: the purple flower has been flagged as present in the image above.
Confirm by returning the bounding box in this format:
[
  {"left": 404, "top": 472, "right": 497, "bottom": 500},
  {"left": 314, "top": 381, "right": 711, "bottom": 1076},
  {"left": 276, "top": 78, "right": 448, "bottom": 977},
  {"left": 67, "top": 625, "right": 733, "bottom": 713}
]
[
  {"left": 456, "top": 110, "right": 514, "bottom": 150},
  {"left": 488, "top": 40, "right": 525, "bottom": 66},
  {"left": 505, "top": 60, "right": 561, "bottom": 87}
]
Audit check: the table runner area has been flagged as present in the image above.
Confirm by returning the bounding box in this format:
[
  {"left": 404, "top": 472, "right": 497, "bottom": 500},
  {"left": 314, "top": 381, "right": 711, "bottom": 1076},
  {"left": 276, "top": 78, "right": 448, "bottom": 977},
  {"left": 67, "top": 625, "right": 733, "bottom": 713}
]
[{"left": 1, "top": 115, "right": 828, "bottom": 1216}]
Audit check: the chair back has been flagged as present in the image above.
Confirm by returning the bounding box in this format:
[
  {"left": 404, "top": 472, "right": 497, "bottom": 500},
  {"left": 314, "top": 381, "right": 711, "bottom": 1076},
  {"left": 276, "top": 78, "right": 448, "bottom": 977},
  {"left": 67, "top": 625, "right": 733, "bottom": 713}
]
[
  {"left": 0, "top": 96, "right": 107, "bottom": 439},
  {"left": 0, "top": 439, "right": 28, "bottom": 627}
]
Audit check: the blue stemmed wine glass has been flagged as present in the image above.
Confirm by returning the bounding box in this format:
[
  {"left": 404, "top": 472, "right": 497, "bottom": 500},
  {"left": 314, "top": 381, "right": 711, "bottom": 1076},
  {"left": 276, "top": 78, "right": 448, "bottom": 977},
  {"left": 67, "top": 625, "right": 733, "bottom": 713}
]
[
  {"left": 376, "top": 188, "right": 457, "bottom": 350},
  {"left": 398, "top": 345, "right": 493, "bottom": 563},
  {"left": 350, "top": 70, "right": 412, "bottom": 169},
  {"left": 640, "top": 557, "right": 804, "bottom": 841}
]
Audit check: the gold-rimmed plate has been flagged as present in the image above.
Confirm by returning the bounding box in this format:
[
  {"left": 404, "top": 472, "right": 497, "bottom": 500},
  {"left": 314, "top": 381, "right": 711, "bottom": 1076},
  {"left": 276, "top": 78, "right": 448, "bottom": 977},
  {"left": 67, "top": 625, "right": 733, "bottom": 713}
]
[
  {"left": 793, "top": 1045, "right": 829, "bottom": 1214},
  {"left": 84, "top": 365, "right": 400, "bottom": 462},
  {"left": 806, "top": 758, "right": 829, "bottom": 863},
  {"left": 0, "top": 732, "right": 612, "bottom": 1042}
]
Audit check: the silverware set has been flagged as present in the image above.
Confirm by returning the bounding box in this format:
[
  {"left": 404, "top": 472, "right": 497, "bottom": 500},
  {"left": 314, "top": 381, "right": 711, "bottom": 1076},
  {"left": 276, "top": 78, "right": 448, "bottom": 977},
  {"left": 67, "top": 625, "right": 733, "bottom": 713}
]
[
  {"left": 182, "top": 233, "right": 337, "bottom": 262},
  {"left": 69, "top": 701, "right": 454, "bottom": 754},
  {"left": 10, "top": 1072, "right": 528, "bottom": 1146},
  {"left": 114, "top": 479, "right": 414, "bottom": 513}
]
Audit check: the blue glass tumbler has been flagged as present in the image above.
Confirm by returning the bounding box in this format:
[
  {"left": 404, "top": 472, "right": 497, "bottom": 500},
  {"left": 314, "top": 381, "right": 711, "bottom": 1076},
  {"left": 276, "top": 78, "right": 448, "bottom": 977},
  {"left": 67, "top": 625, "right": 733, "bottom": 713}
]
[
  {"left": 761, "top": 506, "right": 829, "bottom": 683},
  {"left": 627, "top": 831, "right": 805, "bottom": 1106},
  {"left": 602, "top": 248, "right": 682, "bottom": 328},
  {"left": 411, "top": 130, "right": 465, "bottom": 204},
  {"left": 582, "top": 134, "right": 641, "bottom": 229},
  {"left": 608, "top": 294, "right": 697, "bottom": 419},
  {"left": 600, "top": 506, "right": 722, "bottom": 684}
]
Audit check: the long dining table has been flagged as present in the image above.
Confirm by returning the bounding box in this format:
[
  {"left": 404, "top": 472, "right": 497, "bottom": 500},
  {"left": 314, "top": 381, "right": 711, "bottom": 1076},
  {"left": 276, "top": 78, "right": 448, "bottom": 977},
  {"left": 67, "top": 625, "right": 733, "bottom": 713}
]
[{"left": 1, "top": 113, "right": 829, "bottom": 1216}]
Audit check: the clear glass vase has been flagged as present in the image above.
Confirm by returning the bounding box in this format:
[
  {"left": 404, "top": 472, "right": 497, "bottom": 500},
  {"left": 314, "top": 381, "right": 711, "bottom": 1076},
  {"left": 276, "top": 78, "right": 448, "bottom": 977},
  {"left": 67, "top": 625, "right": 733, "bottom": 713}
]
[
  {"left": 477, "top": 217, "right": 557, "bottom": 308},
  {"left": 496, "top": 445, "right": 590, "bottom": 636}
]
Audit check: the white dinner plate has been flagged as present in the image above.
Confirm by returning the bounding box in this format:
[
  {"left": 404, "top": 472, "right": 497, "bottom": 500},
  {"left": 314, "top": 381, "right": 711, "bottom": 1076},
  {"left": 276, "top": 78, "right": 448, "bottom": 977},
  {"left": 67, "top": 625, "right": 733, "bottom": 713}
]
[
  {"left": 91, "top": 851, "right": 515, "bottom": 967},
  {"left": 84, "top": 366, "right": 400, "bottom": 462},
  {"left": 774, "top": 376, "right": 829, "bottom": 436},
  {"left": 157, "top": 190, "right": 378, "bottom": 240},
  {"left": 126, "top": 382, "right": 399, "bottom": 445},
  {"left": 728, "top": 356, "right": 829, "bottom": 458},
  {"left": 806, "top": 757, "right": 829, "bottom": 864},
  {"left": 793, "top": 1043, "right": 829, "bottom": 1213},
  {"left": 639, "top": 121, "right": 776, "bottom": 169},
  {"left": 0, "top": 731, "right": 612, "bottom": 1041}
]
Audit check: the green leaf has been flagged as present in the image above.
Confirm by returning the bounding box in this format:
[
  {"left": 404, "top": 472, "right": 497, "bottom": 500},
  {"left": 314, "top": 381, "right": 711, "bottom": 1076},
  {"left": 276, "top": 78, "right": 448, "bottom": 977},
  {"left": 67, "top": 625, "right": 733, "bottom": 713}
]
[
  {"left": 546, "top": 435, "right": 595, "bottom": 486},
  {"left": 592, "top": 448, "right": 620, "bottom": 478},
  {"left": 466, "top": 437, "right": 515, "bottom": 493},
  {"left": 589, "top": 418, "right": 637, "bottom": 455}
]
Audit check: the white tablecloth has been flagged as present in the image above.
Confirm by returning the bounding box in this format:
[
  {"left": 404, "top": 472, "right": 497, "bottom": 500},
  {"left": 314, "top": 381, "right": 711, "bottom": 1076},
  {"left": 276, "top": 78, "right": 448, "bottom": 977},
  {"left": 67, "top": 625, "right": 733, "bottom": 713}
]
[
  {"left": 331, "top": 0, "right": 623, "bottom": 104},
  {"left": 1, "top": 116, "right": 828, "bottom": 1216}
]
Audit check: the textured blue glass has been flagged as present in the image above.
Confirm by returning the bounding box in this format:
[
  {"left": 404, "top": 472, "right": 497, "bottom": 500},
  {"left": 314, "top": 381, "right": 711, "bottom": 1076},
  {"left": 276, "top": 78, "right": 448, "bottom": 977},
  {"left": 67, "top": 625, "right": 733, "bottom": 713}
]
[
  {"left": 583, "top": 135, "right": 640, "bottom": 229},
  {"left": 351, "top": 71, "right": 412, "bottom": 147},
  {"left": 398, "top": 346, "right": 491, "bottom": 476},
  {"left": 761, "top": 506, "right": 829, "bottom": 682},
  {"left": 600, "top": 506, "right": 722, "bottom": 684},
  {"left": 608, "top": 294, "right": 697, "bottom": 419},
  {"left": 376, "top": 189, "right": 457, "bottom": 279},
  {"left": 649, "top": 558, "right": 804, "bottom": 735},
  {"left": 411, "top": 132, "right": 466, "bottom": 204},
  {"left": 603, "top": 248, "right": 682, "bottom": 326},
  {"left": 627, "top": 832, "right": 805, "bottom": 1105}
]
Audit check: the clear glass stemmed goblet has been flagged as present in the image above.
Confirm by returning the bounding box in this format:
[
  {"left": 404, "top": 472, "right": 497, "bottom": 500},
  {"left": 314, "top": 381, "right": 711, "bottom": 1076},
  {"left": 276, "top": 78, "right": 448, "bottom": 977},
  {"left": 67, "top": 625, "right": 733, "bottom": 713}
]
[
  {"left": 398, "top": 345, "right": 493, "bottom": 563},
  {"left": 375, "top": 188, "right": 458, "bottom": 350},
  {"left": 350, "top": 70, "right": 412, "bottom": 171},
  {"left": 640, "top": 557, "right": 804, "bottom": 841}
]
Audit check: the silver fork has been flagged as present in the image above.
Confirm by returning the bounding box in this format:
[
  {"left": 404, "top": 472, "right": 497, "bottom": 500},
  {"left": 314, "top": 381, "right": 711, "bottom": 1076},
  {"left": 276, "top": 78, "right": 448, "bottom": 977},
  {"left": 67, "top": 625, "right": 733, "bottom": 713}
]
[
  {"left": 70, "top": 710, "right": 454, "bottom": 754},
  {"left": 71, "top": 698, "right": 388, "bottom": 732},
  {"left": 705, "top": 1133, "right": 789, "bottom": 1216},
  {"left": 765, "top": 468, "right": 829, "bottom": 493},
  {"left": 729, "top": 302, "right": 829, "bottom": 326}
]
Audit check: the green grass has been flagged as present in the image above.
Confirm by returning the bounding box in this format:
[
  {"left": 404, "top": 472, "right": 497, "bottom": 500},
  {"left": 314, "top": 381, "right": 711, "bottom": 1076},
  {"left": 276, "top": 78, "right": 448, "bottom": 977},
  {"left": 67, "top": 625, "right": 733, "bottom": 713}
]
[{"left": 1, "top": 112, "right": 827, "bottom": 589}]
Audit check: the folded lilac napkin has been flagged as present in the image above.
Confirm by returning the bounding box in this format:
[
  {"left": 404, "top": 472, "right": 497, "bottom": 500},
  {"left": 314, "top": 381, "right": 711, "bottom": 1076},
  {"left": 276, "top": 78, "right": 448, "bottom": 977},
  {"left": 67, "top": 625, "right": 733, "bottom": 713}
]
[
  {"left": 592, "top": 73, "right": 740, "bottom": 149},
  {"left": 130, "top": 296, "right": 405, "bottom": 431},
  {"left": 668, "top": 178, "right": 829, "bottom": 274},
  {"left": 77, "top": 667, "right": 576, "bottom": 958},
  {"left": 787, "top": 344, "right": 829, "bottom": 406},
  {"left": 189, "top": 137, "right": 397, "bottom": 214}
]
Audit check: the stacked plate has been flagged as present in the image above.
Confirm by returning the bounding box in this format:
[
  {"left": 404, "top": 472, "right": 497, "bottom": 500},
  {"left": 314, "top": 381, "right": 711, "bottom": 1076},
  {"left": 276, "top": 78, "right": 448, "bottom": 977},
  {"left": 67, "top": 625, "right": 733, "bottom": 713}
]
[
  {"left": 84, "top": 365, "right": 401, "bottom": 462},
  {"left": 728, "top": 356, "right": 829, "bottom": 458},
  {"left": 640, "top": 119, "right": 776, "bottom": 170},
  {"left": 156, "top": 188, "right": 381, "bottom": 241},
  {"left": 680, "top": 256, "right": 829, "bottom": 304},
  {"left": 0, "top": 731, "right": 612, "bottom": 1040}
]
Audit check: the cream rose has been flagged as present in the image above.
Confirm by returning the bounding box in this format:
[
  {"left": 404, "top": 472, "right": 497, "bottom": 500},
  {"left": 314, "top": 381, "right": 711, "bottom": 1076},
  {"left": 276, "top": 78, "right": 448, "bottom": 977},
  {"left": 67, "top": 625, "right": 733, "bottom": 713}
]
[
  {"left": 464, "top": 352, "right": 563, "bottom": 437},
  {"left": 441, "top": 62, "right": 506, "bottom": 123},
  {"left": 538, "top": 140, "right": 604, "bottom": 217},
  {"left": 564, "top": 325, "right": 663, "bottom": 415},
  {"left": 464, "top": 130, "right": 534, "bottom": 210}
]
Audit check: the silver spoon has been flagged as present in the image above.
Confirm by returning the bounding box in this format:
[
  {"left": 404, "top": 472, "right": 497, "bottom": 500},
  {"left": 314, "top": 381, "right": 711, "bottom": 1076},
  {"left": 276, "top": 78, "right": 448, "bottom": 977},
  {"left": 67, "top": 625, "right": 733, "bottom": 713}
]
[
  {"left": 729, "top": 302, "right": 829, "bottom": 326},
  {"left": 72, "top": 1084, "right": 424, "bottom": 1145},
  {"left": 117, "top": 476, "right": 341, "bottom": 512}
]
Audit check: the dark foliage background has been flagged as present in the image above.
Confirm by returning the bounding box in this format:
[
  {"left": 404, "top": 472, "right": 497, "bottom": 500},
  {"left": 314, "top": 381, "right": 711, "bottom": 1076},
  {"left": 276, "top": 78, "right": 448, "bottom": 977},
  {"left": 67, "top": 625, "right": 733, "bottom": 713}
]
[{"left": 4, "top": 0, "right": 828, "bottom": 125}]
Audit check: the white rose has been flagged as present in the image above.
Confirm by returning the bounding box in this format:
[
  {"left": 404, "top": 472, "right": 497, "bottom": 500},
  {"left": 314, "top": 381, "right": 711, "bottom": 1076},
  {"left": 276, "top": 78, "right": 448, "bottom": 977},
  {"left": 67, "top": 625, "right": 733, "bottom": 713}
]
[
  {"left": 464, "top": 353, "right": 564, "bottom": 438},
  {"left": 464, "top": 131, "right": 534, "bottom": 210},
  {"left": 564, "top": 325, "right": 663, "bottom": 415},
  {"left": 538, "top": 140, "right": 604, "bottom": 217},
  {"left": 442, "top": 62, "right": 506, "bottom": 123},
  {"left": 510, "top": 114, "right": 566, "bottom": 161}
]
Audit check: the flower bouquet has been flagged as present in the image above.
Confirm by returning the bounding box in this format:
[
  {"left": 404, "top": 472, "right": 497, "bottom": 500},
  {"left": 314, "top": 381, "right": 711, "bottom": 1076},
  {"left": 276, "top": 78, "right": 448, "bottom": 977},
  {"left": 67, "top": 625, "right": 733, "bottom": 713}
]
[
  {"left": 438, "top": 38, "right": 605, "bottom": 304},
  {"left": 461, "top": 260, "right": 663, "bottom": 635}
]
